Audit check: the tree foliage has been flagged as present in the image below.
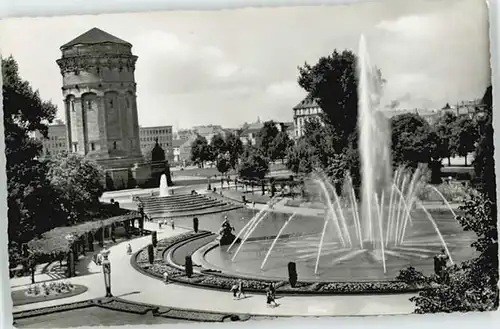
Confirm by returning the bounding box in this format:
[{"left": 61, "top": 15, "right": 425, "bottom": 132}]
[
  {"left": 238, "top": 147, "right": 269, "bottom": 179},
  {"left": 47, "top": 152, "right": 104, "bottom": 223},
  {"left": 452, "top": 115, "right": 478, "bottom": 165},
  {"left": 3, "top": 56, "right": 59, "bottom": 244},
  {"left": 225, "top": 132, "right": 243, "bottom": 169},
  {"left": 409, "top": 192, "right": 498, "bottom": 313},
  {"left": 473, "top": 85, "right": 496, "bottom": 203},
  {"left": 257, "top": 121, "right": 280, "bottom": 159},
  {"left": 190, "top": 135, "right": 211, "bottom": 168},
  {"left": 433, "top": 112, "right": 458, "bottom": 165},
  {"left": 390, "top": 113, "right": 433, "bottom": 168}
]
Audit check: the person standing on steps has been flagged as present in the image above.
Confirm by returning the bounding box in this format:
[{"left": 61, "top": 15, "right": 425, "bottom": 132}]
[{"left": 170, "top": 219, "right": 175, "bottom": 230}]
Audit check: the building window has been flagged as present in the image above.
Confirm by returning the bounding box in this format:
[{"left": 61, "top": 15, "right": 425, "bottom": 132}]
[
  {"left": 90, "top": 143, "right": 95, "bottom": 151},
  {"left": 73, "top": 143, "right": 78, "bottom": 152},
  {"left": 113, "top": 141, "right": 117, "bottom": 149},
  {"left": 71, "top": 100, "right": 75, "bottom": 112},
  {"left": 86, "top": 100, "right": 93, "bottom": 111},
  {"left": 109, "top": 99, "right": 114, "bottom": 108}
]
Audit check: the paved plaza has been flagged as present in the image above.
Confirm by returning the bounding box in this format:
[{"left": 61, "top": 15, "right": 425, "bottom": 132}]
[{"left": 10, "top": 220, "right": 415, "bottom": 317}]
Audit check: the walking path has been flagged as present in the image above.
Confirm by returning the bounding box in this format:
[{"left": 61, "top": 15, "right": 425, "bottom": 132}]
[{"left": 10, "top": 222, "right": 416, "bottom": 317}]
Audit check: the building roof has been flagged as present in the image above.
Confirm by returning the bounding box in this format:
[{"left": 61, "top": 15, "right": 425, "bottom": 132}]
[
  {"left": 293, "top": 96, "right": 320, "bottom": 110},
  {"left": 172, "top": 139, "right": 185, "bottom": 148},
  {"left": 61, "top": 27, "right": 131, "bottom": 49}
]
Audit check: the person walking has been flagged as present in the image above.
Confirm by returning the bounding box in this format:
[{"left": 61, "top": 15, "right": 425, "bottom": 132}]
[
  {"left": 230, "top": 283, "right": 239, "bottom": 299},
  {"left": 237, "top": 279, "right": 246, "bottom": 299},
  {"left": 269, "top": 282, "right": 276, "bottom": 299},
  {"left": 163, "top": 271, "right": 169, "bottom": 284},
  {"left": 266, "top": 289, "right": 278, "bottom": 307},
  {"left": 126, "top": 243, "right": 132, "bottom": 255},
  {"left": 170, "top": 219, "right": 175, "bottom": 230}
]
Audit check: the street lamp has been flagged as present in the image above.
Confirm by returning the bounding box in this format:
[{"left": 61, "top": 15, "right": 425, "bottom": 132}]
[
  {"left": 101, "top": 249, "right": 112, "bottom": 297},
  {"left": 65, "top": 234, "right": 76, "bottom": 278}
]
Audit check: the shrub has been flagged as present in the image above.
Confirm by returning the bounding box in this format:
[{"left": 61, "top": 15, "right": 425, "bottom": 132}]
[
  {"left": 185, "top": 256, "right": 193, "bottom": 278},
  {"left": 288, "top": 262, "right": 298, "bottom": 288},
  {"left": 396, "top": 266, "right": 428, "bottom": 287},
  {"left": 147, "top": 244, "right": 154, "bottom": 264},
  {"left": 151, "top": 231, "right": 158, "bottom": 248}
]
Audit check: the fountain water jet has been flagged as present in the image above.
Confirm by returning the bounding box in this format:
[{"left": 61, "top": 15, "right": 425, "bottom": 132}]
[
  {"left": 260, "top": 213, "right": 297, "bottom": 270},
  {"left": 159, "top": 174, "right": 169, "bottom": 197},
  {"left": 232, "top": 212, "right": 269, "bottom": 261},
  {"left": 430, "top": 185, "right": 457, "bottom": 218}
]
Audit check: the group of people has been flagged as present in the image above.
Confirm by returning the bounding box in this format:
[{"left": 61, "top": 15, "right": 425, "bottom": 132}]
[
  {"left": 158, "top": 218, "right": 175, "bottom": 230},
  {"left": 230, "top": 281, "right": 279, "bottom": 307}
]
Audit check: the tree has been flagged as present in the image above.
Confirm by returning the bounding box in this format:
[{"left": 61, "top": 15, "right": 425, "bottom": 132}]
[
  {"left": 272, "top": 131, "right": 293, "bottom": 164},
  {"left": 210, "top": 133, "right": 227, "bottom": 156},
  {"left": 407, "top": 192, "right": 498, "bottom": 313},
  {"left": 225, "top": 132, "right": 243, "bottom": 169},
  {"left": 190, "top": 135, "right": 211, "bottom": 168},
  {"left": 3, "top": 56, "right": 60, "bottom": 244},
  {"left": 433, "top": 112, "right": 458, "bottom": 166},
  {"left": 452, "top": 115, "right": 478, "bottom": 166},
  {"left": 298, "top": 49, "right": 385, "bottom": 151},
  {"left": 257, "top": 121, "right": 280, "bottom": 160},
  {"left": 47, "top": 152, "right": 105, "bottom": 223},
  {"left": 286, "top": 138, "right": 315, "bottom": 174},
  {"left": 238, "top": 147, "right": 269, "bottom": 180},
  {"left": 473, "top": 85, "right": 495, "bottom": 202},
  {"left": 216, "top": 156, "right": 231, "bottom": 176},
  {"left": 390, "top": 113, "right": 433, "bottom": 168}
]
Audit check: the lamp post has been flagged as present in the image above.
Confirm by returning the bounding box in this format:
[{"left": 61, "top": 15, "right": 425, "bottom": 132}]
[
  {"left": 101, "top": 249, "right": 112, "bottom": 297},
  {"left": 65, "top": 234, "right": 76, "bottom": 278}
]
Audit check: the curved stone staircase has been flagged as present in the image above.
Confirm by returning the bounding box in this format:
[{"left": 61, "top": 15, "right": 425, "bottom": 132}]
[{"left": 138, "top": 193, "right": 242, "bottom": 220}]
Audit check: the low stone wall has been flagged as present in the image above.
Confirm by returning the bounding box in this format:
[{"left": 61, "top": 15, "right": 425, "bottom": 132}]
[{"left": 131, "top": 233, "right": 429, "bottom": 295}]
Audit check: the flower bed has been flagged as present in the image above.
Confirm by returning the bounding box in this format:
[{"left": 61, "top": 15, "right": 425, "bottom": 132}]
[
  {"left": 11, "top": 282, "right": 88, "bottom": 306},
  {"left": 97, "top": 299, "right": 157, "bottom": 315},
  {"left": 132, "top": 234, "right": 427, "bottom": 295},
  {"left": 13, "top": 297, "right": 252, "bottom": 323},
  {"left": 13, "top": 300, "right": 95, "bottom": 320}
]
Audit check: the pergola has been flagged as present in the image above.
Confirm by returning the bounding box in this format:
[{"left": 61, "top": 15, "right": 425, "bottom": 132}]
[{"left": 26, "top": 210, "right": 143, "bottom": 278}]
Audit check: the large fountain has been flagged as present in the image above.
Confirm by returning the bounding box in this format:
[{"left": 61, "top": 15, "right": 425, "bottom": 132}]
[{"left": 192, "top": 35, "right": 474, "bottom": 282}]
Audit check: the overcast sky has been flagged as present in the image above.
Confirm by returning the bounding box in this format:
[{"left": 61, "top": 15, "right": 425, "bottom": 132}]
[{"left": 0, "top": 0, "right": 491, "bottom": 130}]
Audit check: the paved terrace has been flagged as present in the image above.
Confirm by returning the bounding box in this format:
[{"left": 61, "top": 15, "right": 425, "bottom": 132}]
[{"left": 11, "top": 222, "right": 416, "bottom": 317}]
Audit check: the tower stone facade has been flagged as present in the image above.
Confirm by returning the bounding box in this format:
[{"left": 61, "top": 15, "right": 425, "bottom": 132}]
[{"left": 57, "top": 28, "right": 153, "bottom": 189}]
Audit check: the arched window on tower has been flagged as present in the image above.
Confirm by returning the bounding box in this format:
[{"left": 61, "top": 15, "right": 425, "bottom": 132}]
[
  {"left": 109, "top": 99, "right": 114, "bottom": 109},
  {"left": 113, "top": 141, "right": 117, "bottom": 150}
]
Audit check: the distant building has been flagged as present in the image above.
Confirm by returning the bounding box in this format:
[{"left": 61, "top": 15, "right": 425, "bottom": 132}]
[
  {"left": 172, "top": 135, "right": 197, "bottom": 165},
  {"left": 193, "top": 125, "right": 225, "bottom": 143},
  {"left": 175, "top": 129, "right": 195, "bottom": 141},
  {"left": 139, "top": 125, "right": 173, "bottom": 160},
  {"left": 239, "top": 119, "right": 263, "bottom": 146},
  {"left": 32, "top": 121, "right": 68, "bottom": 158},
  {"left": 293, "top": 96, "right": 323, "bottom": 138}
]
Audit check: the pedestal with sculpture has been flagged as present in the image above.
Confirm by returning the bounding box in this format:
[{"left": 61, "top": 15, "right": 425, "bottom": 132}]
[{"left": 216, "top": 216, "right": 241, "bottom": 246}]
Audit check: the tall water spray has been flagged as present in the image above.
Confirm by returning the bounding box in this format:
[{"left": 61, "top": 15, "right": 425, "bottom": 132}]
[
  {"left": 159, "top": 174, "right": 169, "bottom": 197},
  {"left": 358, "top": 35, "right": 392, "bottom": 246}
]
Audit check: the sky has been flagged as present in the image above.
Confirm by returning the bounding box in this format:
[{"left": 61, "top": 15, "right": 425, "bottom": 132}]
[{"left": 0, "top": 0, "right": 491, "bottom": 130}]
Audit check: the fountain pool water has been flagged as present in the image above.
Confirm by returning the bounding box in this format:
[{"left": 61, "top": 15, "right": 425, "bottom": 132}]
[
  {"left": 159, "top": 174, "right": 169, "bottom": 197},
  {"left": 190, "top": 35, "right": 475, "bottom": 282}
]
